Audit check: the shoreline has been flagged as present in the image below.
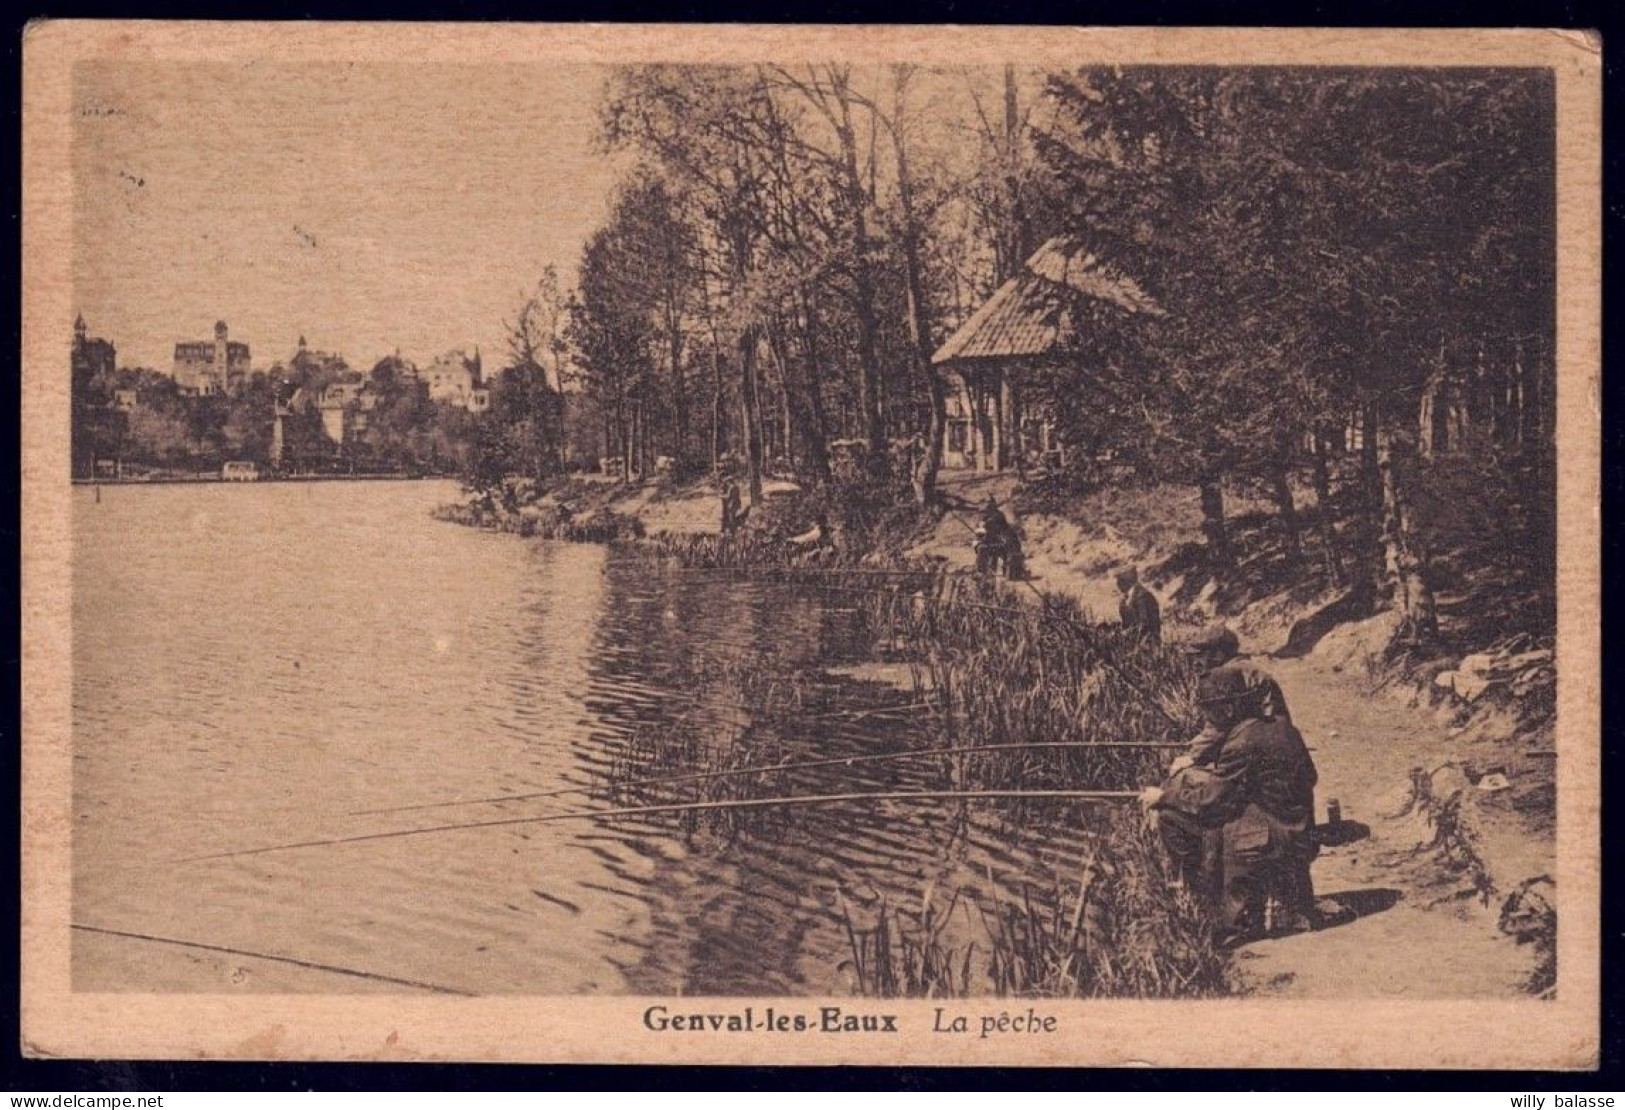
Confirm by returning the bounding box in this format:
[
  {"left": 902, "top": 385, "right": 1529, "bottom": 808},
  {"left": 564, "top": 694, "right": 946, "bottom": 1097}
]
[
  {"left": 432, "top": 469, "right": 1554, "bottom": 1000},
  {"left": 73, "top": 473, "right": 450, "bottom": 486}
]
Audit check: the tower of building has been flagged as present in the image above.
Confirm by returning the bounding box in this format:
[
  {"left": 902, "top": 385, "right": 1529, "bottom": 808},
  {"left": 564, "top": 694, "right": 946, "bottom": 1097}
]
[{"left": 214, "top": 321, "right": 229, "bottom": 389}]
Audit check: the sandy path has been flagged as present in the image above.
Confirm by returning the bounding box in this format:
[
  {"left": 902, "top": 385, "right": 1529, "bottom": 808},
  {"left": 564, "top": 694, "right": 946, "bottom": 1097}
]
[
  {"left": 586, "top": 473, "right": 1545, "bottom": 999},
  {"left": 907, "top": 470, "right": 1542, "bottom": 999},
  {"left": 1230, "top": 657, "right": 1534, "bottom": 998}
]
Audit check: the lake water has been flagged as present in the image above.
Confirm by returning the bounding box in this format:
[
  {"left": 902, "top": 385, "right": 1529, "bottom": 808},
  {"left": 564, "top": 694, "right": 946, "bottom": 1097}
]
[{"left": 72, "top": 480, "right": 1095, "bottom": 996}]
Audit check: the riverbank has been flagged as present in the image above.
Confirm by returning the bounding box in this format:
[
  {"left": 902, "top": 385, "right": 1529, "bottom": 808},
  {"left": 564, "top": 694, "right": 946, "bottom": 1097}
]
[
  {"left": 73, "top": 472, "right": 446, "bottom": 485},
  {"left": 908, "top": 470, "right": 1557, "bottom": 997},
  {"left": 435, "top": 469, "right": 1556, "bottom": 999}
]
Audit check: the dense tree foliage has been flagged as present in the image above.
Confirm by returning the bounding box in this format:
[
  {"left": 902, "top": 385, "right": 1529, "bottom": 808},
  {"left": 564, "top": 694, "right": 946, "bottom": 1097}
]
[
  {"left": 588, "top": 65, "right": 1555, "bottom": 645},
  {"left": 71, "top": 66, "right": 1556, "bottom": 651}
]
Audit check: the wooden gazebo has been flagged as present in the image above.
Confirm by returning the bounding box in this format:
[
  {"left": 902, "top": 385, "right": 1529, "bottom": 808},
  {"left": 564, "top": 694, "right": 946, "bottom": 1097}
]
[{"left": 932, "top": 236, "right": 1161, "bottom": 471}]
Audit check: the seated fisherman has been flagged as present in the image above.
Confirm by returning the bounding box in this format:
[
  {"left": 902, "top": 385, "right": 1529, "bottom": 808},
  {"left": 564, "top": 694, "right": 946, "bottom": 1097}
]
[
  {"left": 1170, "top": 624, "right": 1289, "bottom": 773},
  {"left": 974, "top": 497, "right": 1025, "bottom": 579},
  {"left": 1141, "top": 667, "right": 1321, "bottom": 940}
]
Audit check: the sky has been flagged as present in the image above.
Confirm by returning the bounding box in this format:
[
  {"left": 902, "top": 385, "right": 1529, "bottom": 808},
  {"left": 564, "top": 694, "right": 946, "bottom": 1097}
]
[{"left": 73, "top": 62, "right": 625, "bottom": 372}]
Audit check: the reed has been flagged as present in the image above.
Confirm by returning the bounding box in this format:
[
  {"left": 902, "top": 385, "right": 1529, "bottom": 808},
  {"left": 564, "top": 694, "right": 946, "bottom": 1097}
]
[
  {"left": 837, "top": 813, "right": 1232, "bottom": 1000},
  {"left": 838, "top": 881, "right": 978, "bottom": 999},
  {"left": 599, "top": 535, "right": 1229, "bottom": 998},
  {"left": 847, "top": 574, "right": 1202, "bottom": 798},
  {"left": 432, "top": 500, "right": 644, "bottom": 542}
]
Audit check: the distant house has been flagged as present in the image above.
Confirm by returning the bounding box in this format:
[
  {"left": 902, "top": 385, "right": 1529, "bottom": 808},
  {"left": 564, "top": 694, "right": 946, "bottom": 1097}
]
[
  {"left": 931, "top": 236, "right": 1162, "bottom": 472},
  {"left": 112, "top": 388, "right": 138, "bottom": 412},
  {"left": 320, "top": 381, "right": 365, "bottom": 407},
  {"left": 424, "top": 348, "right": 486, "bottom": 410},
  {"left": 173, "top": 320, "right": 251, "bottom": 395},
  {"left": 318, "top": 394, "right": 349, "bottom": 444},
  {"left": 307, "top": 379, "right": 388, "bottom": 444}
]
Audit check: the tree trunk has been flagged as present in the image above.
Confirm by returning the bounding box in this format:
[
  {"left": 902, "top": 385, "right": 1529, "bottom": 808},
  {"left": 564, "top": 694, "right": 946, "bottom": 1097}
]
[
  {"left": 998, "top": 65, "right": 1032, "bottom": 283},
  {"left": 1359, "top": 403, "right": 1380, "bottom": 511},
  {"left": 914, "top": 368, "right": 946, "bottom": 505},
  {"left": 1271, "top": 459, "right": 1302, "bottom": 563},
  {"left": 768, "top": 321, "right": 795, "bottom": 470},
  {"left": 1352, "top": 402, "right": 1387, "bottom": 600},
  {"left": 1375, "top": 419, "right": 1438, "bottom": 648},
  {"left": 711, "top": 346, "right": 726, "bottom": 472},
  {"left": 833, "top": 83, "right": 887, "bottom": 473},
  {"left": 1311, "top": 428, "right": 1332, "bottom": 508},
  {"left": 641, "top": 396, "right": 653, "bottom": 477},
  {"left": 798, "top": 292, "right": 831, "bottom": 485},
  {"left": 667, "top": 299, "right": 686, "bottom": 465},
  {"left": 621, "top": 397, "right": 634, "bottom": 486},
  {"left": 698, "top": 267, "right": 727, "bottom": 473},
  {"left": 1310, "top": 429, "right": 1342, "bottom": 583},
  {"left": 1199, "top": 478, "right": 1231, "bottom": 565},
  {"left": 889, "top": 72, "right": 944, "bottom": 507},
  {"left": 738, "top": 327, "right": 765, "bottom": 507}
]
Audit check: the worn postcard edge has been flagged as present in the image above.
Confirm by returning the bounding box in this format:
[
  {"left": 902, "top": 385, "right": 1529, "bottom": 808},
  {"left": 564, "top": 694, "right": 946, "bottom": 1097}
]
[{"left": 19, "top": 21, "right": 1603, "bottom": 1069}]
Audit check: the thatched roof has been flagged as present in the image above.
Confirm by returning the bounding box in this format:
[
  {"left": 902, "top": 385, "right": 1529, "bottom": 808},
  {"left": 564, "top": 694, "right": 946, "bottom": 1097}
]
[{"left": 931, "top": 236, "right": 1161, "bottom": 365}]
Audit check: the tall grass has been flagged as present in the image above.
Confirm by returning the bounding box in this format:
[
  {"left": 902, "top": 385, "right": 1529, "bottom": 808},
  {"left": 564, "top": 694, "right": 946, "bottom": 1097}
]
[
  {"left": 849, "top": 572, "right": 1201, "bottom": 796},
  {"left": 607, "top": 528, "right": 1229, "bottom": 999},
  {"left": 838, "top": 881, "right": 979, "bottom": 999},
  {"left": 839, "top": 813, "right": 1231, "bottom": 999},
  {"left": 432, "top": 500, "right": 645, "bottom": 542}
]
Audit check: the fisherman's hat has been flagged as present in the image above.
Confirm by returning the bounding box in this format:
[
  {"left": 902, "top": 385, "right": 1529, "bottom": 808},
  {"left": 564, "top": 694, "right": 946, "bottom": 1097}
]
[{"left": 1197, "top": 666, "right": 1254, "bottom": 705}]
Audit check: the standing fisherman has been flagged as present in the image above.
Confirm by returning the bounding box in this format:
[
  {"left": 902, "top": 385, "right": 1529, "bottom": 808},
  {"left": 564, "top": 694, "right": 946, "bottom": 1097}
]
[
  {"left": 1116, "top": 566, "right": 1161, "bottom": 643},
  {"left": 1140, "top": 667, "right": 1322, "bottom": 941},
  {"left": 720, "top": 476, "right": 743, "bottom": 535}
]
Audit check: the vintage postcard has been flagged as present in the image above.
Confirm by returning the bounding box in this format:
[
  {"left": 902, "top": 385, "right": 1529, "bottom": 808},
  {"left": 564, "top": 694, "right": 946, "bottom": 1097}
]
[{"left": 21, "top": 23, "right": 1601, "bottom": 1067}]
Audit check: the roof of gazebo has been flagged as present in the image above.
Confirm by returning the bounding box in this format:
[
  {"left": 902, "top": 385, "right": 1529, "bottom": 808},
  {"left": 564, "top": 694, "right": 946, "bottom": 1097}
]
[{"left": 931, "top": 236, "right": 1162, "bottom": 365}]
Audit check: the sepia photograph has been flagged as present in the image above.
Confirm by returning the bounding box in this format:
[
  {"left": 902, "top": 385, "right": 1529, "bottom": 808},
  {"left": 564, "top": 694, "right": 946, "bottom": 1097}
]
[{"left": 21, "top": 23, "right": 1600, "bottom": 1068}]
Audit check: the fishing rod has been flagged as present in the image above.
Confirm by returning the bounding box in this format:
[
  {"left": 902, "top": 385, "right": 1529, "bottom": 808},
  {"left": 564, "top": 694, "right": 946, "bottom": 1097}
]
[
  {"left": 649, "top": 563, "right": 945, "bottom": 580},
  {"left": 349, "top": 738, "right": 1182, "bottom": 818},
  {"left": 178, "top": 787, "right": 1143, "bottom": 866},
  {"left": 70, "top": 923, "right": 473, "bottom": 996}
]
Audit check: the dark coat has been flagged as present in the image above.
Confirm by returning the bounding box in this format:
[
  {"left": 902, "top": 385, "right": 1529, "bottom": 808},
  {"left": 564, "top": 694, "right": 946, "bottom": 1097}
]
[
  {"left": 1158, "top": 715, "right": 1320, "bottom": 926},
  {"left": 1161, "top": 715, "right": 1317, "bottom": 832},
  {"left": 1118, "top": 583, "right": 1161, "bottom": 642},
  {"left": 979, "top": 506, "right": 1015, "bottom": 547}
]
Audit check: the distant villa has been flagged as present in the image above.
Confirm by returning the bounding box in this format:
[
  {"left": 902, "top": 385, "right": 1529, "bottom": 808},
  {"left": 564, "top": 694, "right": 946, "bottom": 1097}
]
[
  {"left": 173, "top": 320, "right": 251, "bottom": 395},
  {"left": 422, "top": 348, "right": 490, "bottom": 412}
]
